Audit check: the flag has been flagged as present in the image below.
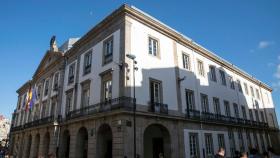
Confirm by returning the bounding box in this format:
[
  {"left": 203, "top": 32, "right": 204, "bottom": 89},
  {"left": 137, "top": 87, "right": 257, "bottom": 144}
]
[
  {"left": 25, "top": 87, "right": 32, "bottom": 111},
  {"left": 29, "top": 88, "right": 37, "bottom": 109}
]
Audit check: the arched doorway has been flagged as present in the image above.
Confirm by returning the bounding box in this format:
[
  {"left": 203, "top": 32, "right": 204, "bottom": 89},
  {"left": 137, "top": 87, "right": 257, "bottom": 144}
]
[
  {"left": 144, "top": 124, "right": 171, "bottom": 158},
  {"left": 75, "top": 127, "right": 88, "bottom": 158},
  {"left": 42, "top": 132, "right": 50, "bottom": 157},
  {"left": 60, "top": 130, "right": 71, "bottom": 158},
  {"left": 96, "top": 124, "right": 112, "bottom": 158},
  {"left": 33, "top": 134, "right": 40, "bottom": 158},
  {"left": 25, "top": 135, "right": 32, "bottom": 158}
]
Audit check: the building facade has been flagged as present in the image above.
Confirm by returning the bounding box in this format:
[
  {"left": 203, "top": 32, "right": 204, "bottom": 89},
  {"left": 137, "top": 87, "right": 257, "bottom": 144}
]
[{"left": 9, "top": 4, "right": 280, "bottom": 158}]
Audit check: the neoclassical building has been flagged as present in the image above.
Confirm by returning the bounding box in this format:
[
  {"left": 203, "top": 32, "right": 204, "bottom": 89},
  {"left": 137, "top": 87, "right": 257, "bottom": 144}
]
[{"left": 9, "top": 4, "right": 280, "bottom": 158}]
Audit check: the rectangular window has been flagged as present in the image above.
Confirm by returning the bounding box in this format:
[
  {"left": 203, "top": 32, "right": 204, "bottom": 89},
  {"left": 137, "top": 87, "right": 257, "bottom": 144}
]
[
  {"left": 42, "top": 102, "right": 48, "bottom": 118},
  {"left": 103, "top": 36, "right": 113, "bottom": 64},
  {"left": 219, "top": 70, "right": 226, "bottom": 86},
  {"left": 150, "top": 79, "right": 162, "bottom": 103},
  {"left": 255, "top": 110, "right": 260, "bottom": 122},
  {"left": 233, "top": 103, "right": 239, "bottom": 118},
  {"left": 37, "top": 85, "right": 42, "bottom": 99},
  {"left": 256, "top": 89, "right": 260, "bottom": 99},
  {"left": 229, "top": 76, "right": 235, "bottom": 89},
  {"left": 201, "top": 93, "right": 209, "bottom": 112},
  {"left": 68, "top": 63, "right": 75, "bottom": 84},
  {"left": 103, "top": 80, "right": 112, "bottom": 101},
  {"left": 53, "top": 72, "right": 59, "bottom": 91},
  {"left": 224, "top": 101, "right": 231, "bottom": 117},
  {"left": 260, "top": 111, "right": 265, "bottom": 122},
  {"left": 250, "top": 86, "right": 255, "bottom": 97},
  {"left": 148, "top": 37, "right": 158, "bottom": 56},
  {"left": 189, "top": 133, "right": 199, "bottom": 158},
  {"left": 246, "top": 131, "right": 252, "bottom": 148},
  {"left": 44, "top": 79, "right": 49, "bottom": 96},
  {"left": 66, "top": 90, "right": 73, "bottom": 113},
  {"left": 241, "top": 106, "right": 247, "bottom": 119},
  {"left": 237, "top": 80, "right": 242, "bottom": 93},
  {"left": 213, "top": 97, "right": 221, "bottom": 115},
  {"left": 228, "top": 129, "right": 236, "bottom": 156},
  {"left": 209, "top": 66, "right": 217, "bottom": 82},
  {"left": 253, "top": 132, "right": 259, "bottom": 150},
  {"left": 81, "top": 83, "right": 90, "bottom": 108},
  {"left": 197, "top": 60, "right": 204, "bottom": 76},
  {"left": 260, "top": 133, "right": 265, "bottom": 152},
  {"left": 84, "top": 51, "right": 92, "bottom": 75},
  {"left": 186, "top": 89, "right": 195, "bottom": 110},
  {"left": 182, "top": 53, "right": 190, "bottom": 70},
  {"left": 238, "top": 130, "right": 245, "bottom": 151},
  {"left": 244, "top": 83, "right": 249, "bottom": 95},
  {"left": 249, "top": 109, "right": 254, "bottom": 121},
  {"left": 218, "top": 134, "right": 225, "bottom": 150},
  {"left": 50, "top": 99, "right": 56, "bottom": 116},
  {"left": 205, "top": 134, "right": 214, "bottom": 157}
]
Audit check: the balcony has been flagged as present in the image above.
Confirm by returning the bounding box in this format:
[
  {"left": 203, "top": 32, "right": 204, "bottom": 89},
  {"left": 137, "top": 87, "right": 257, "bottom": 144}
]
[
  {"left": 66, "top": 97, "right": 134, "bottom": 120},
  {"left": 10, "top": 115, "right": 56, "bottom": 132},
  {"left": 149, "top": 102, "right": 168, "bottom": 114},
  {"left": 186, "top": 110, "right": 269, "bottom": 129}
]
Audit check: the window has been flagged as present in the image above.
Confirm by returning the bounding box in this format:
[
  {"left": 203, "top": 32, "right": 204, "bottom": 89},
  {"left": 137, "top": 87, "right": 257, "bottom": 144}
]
[
  {"left": 244, "top": 83, "right": 249, "bottom": 95},
  {"left": 253, "top": 132, "right": 259, "bottom": 150},
  {"left": 209, "top": 66, "right": 217, "bottom": 82},
  {"left": 255, "top": 110, "right": 260, "bottom": 122},
  {"left": 224, "top": 101, "right": 231, "bottom": 117},
  {"left": 150, "top": 79, "right": 162, "bottom": 103},
  {"left": 241, "top": 106, "right": 247, "bottom": 119},
  {"left": 81, "top": 83, "right": 90, "bottom": 108},
  {"left": 260, "top": 111, "right": 265, "bottom": 122},
  {"left": 200, "top": 94, "right": 209, "bottom": 112},
  {"left": 42, "top": 102, "right": 48, "bottom": 118},
  {"left": 103, "top": 36, "right": 113, "bottom": 64},
  {"left": 84, "top": 51, "right": 92, "bottom": 75},
  {"left": 237, "top": 80, "right": 242, "bottom": 93},
  {"left": 266, "top": 93, "right": 270, "bottom": 104},
  {"left": 37, "top": 85, "right": 42, "bottom": 99},
  {"left": 66, "top": 90, "right": 73, "bottom": 113},
  {"left": 53, "top": 73, "right": 59, "bottom": 91},
  {"left": 103, "top": 80, "right": 112, "bottom": 101},
  {"left": 218, "top": 134, "right": 225, "bottom": 150},
  {"left": 148, "top": 37, "right": 158, "bottom": 56},
  {"left": 249, "top": 109, "right": 254, "bottom": 121},
  {"left": 50, "top": 99, "right": 56, "bottom": 116},
  {"left": 233, "top": 103, "right": 239, "bottom": 118},
  {"left": 68, "top": 63, "right": 75, "bottom": 84},
  {"left": 186, "top": 89, "right": 195, "bottom": 110},
  {"left": 238, "top": 130, "right": 245, "bottom": 151},
  {"left": 229, "top": 76, "right": 235, "bottom": 89},
  {"left": 205, "top": 134, "right": 214, "bottom": 157},
  {"left": 213, "top": 97, "right": 221, "bottom": 115},
  {"left": 250, "top": 86, "right": 255, "bottom": 97},
  {"left": 260, "top": 133, "right": 265, "bottom": 152},
  {"left": 256, "top": 89, "right": 260, "bottom": 99},
  {"left": 197, "top": 60, "right": 204, "bottom": 76},
  {"left": 219, "top": 70, "right": 226, "bottom": 86},
  {"left": 228, "top": 129, "right": 236, "bottom": 157},
  {"left": 44, "top": 79, "right": 49, "bottom": 96},
  {"left": 246, "top": 131, "right": 252, "bottom": 148},
  {"left": 189, "top": 133, "right": 199, "bottom": 158},
  {"left": 182, "top": 53, "right": 190, "bottom": 70}
]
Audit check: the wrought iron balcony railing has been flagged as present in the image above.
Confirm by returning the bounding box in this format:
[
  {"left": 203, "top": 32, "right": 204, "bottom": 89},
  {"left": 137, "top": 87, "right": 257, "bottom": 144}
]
[
  {"left": 186, "top": 110, "right": 269, "bottom": 129},
  {"left": 66, "top": 96, "right": 134, "bottom": 120},
  {"left": 149, "top": 102, "right": 168, "bottom": 114}
]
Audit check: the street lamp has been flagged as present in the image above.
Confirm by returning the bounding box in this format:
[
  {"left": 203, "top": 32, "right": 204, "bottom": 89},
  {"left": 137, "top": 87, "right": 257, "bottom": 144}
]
[{"left": 126, "top": 53, "right": 137, "bottom": 158}]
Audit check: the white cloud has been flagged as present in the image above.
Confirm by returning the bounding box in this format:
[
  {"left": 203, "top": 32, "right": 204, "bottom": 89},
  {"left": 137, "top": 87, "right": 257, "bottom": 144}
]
[
  {"left": 272, "top": 81, "right": 280, "bottom": 91},
  {"left": 267, "top": 62, "right": 275, "bottom": 67},
  {"left": 258, "top": 41, "right": 274, "bottom": 49},
  {"left": 278, "top": 55, "right": 280, "bottom": 60}
]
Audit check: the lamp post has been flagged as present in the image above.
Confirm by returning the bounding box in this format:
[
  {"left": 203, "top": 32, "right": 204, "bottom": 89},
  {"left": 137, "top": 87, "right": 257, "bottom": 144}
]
[{"left": 126, "top": 54, "right": 137, "bottom": 158}]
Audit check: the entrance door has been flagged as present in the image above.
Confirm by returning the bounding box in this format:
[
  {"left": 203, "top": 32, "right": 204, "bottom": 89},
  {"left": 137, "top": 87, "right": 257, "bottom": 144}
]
[{"left": 153, "top": 138, "right": 164, "bottom": 158}]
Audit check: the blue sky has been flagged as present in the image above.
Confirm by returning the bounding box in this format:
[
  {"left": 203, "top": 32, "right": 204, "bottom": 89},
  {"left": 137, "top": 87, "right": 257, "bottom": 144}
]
[{"left": 0, "top": 0, "right": 279, "bottom": 121}]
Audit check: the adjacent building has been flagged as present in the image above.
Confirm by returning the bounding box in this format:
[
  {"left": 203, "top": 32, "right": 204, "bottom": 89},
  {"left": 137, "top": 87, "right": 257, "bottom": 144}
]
[{"left": 9, "top": 4, "right": 280, "bottom": 158}]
